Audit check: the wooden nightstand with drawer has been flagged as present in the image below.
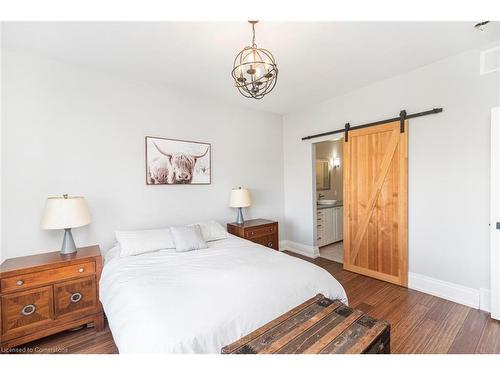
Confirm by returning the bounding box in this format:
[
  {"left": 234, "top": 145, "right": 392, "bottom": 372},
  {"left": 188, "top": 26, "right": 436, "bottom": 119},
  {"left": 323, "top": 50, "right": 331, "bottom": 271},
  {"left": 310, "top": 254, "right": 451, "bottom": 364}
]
[
  {"left": 227, "top": 219, "right": 279, "bottom": 250},
  {"left": 0, "top": 245, "right": 104, "bottom": 350}
]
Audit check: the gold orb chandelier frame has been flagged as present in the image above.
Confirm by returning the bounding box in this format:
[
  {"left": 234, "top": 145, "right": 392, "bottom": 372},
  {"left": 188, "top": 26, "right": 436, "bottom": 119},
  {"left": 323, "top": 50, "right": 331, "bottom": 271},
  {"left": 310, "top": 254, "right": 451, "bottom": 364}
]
[{"left": 231, "top": 21, "right": 278, "bottom": 100}]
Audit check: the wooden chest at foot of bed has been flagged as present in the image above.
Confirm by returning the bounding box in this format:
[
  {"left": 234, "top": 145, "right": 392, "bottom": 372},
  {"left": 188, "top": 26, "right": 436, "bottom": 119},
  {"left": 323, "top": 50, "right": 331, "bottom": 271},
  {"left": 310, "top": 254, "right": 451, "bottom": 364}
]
[{"left": 221, "top": 294, "right": 390, "bottom": 354}]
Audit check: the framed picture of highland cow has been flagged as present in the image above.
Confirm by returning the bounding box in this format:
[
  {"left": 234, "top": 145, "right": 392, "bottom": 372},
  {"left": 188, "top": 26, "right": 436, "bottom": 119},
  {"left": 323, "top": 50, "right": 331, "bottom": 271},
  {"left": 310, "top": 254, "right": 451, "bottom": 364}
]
[{"left": 145, "top": 136, "right": 211, "bottom": 185}]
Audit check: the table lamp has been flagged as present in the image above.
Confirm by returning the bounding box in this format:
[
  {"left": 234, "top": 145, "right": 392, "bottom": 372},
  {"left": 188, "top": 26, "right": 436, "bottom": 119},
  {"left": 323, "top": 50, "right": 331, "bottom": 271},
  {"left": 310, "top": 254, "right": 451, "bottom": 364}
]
[
  {"left": 230, "top": 187, "right": 251, "bottom": 225},
  {"left": 41, "top": 194, "right": 91, "bottom": 255}
]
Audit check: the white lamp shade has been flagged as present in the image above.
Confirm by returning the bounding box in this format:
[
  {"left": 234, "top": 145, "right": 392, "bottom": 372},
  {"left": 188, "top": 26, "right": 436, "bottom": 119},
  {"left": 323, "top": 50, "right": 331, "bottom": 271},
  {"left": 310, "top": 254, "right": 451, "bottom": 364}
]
[
  {"left": 41, "top": 196, "right": 91, "bottom": 229},
  {"left": 230, "top": 188, "right": 252, "bottom": 208}
]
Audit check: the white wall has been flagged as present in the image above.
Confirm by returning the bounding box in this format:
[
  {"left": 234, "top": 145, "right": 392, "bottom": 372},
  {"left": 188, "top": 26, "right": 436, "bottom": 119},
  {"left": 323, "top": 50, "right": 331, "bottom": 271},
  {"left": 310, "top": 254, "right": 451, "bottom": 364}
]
[
  {"left": 1, "top": 50, "right": 284, "bottom": 260},
  {"left": 283, "top": 47, "right": 500, "bottom": 293}
]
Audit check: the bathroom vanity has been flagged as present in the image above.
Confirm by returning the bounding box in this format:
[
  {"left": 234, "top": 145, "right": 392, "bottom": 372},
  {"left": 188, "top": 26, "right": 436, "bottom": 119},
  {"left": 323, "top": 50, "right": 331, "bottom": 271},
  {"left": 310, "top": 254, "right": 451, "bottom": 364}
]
[{"left": 316, "top": 203, "right": 343, "bottom": 247}]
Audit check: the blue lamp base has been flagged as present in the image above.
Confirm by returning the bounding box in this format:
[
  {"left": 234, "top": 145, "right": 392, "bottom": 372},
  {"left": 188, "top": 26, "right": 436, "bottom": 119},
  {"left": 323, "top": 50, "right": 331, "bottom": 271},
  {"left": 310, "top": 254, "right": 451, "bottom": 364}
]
[
  {"left": 61, "top": 228, "right": 77, "bottom": 255},
  {"left": 235, "top": 207, "right": 245, "bottom": 225}
]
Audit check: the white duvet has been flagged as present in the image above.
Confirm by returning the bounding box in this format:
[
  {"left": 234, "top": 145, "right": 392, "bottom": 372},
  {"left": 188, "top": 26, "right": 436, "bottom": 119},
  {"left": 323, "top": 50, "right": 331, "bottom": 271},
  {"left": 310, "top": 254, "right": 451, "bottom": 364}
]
[{"left": 100, "top": 236, "right": 347, "bottom": 353}]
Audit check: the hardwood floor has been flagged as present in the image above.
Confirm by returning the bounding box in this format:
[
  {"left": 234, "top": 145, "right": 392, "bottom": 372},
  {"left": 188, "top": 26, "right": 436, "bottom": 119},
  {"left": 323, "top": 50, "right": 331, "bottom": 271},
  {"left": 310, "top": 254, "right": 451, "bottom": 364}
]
[
  {"left": 10, "top": 253, "right": 500, "bottom": 354},
  {"left": 303, "top": 255, "right": 500, "bottom": 354},
  {"left": 7, "top": 323, "right": 118, "bottom": 354}
]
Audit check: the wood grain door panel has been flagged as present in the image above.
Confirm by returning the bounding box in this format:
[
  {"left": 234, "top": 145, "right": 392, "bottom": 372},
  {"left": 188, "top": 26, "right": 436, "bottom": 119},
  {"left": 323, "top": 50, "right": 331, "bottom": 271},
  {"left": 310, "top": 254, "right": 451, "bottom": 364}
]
[
  {"left": 245, "top": 225, "right": 277, "bottom": 239},
  {"left": 252, "top": 234, "right": 279, "bottom": 250},
  {"left": 343, "top": 121, "right": 408, "bottom": 286},
  {"left": 54, "top": 277, "right": 97, "bottom": 319},
  {"left": 1, "top": 261, "right": 95, "bottom": 293},
  {"left": 1, "top": 286, "right": 54, "bottom": 337}
]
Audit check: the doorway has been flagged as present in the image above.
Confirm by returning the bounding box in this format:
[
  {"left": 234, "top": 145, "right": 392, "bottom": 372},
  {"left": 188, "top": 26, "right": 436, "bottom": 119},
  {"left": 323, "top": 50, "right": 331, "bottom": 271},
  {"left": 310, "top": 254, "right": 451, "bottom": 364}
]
[
  {"left": 313, "top": 120, "right": 409, "bottom": 287},
  {"left": 491, "top": 107, "right": 500, "bottom": 320},
  {"left": 313, "top": 138, "right": 344, "bottom": 263}
]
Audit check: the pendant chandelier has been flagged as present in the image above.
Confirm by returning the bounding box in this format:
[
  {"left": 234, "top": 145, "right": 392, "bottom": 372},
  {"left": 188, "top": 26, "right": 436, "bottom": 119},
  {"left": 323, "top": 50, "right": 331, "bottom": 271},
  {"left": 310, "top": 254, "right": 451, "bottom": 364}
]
[{"left": 231, "top": 21, "right": 278, "bottom": 100}]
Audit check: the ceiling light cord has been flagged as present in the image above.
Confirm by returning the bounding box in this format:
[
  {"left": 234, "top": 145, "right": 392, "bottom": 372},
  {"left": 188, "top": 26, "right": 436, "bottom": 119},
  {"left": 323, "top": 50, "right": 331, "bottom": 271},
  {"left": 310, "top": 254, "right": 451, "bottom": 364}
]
[{"left": 251, "top": 22, "right": 257, "bottom": 48}]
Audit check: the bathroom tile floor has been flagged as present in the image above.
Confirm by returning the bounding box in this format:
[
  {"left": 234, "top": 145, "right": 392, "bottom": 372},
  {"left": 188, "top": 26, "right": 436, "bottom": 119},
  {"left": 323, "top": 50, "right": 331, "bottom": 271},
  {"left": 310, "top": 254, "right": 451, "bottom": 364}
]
[{"left": 319, "top": 241, "right": 343, "bottom": 263}]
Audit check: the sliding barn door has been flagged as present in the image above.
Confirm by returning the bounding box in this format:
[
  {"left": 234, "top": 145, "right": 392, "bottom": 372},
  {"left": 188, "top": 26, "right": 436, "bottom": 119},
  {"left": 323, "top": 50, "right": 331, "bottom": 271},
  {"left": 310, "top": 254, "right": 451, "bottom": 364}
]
[{"left": 343, "top": 120, "right": 408, "bottom": 286}]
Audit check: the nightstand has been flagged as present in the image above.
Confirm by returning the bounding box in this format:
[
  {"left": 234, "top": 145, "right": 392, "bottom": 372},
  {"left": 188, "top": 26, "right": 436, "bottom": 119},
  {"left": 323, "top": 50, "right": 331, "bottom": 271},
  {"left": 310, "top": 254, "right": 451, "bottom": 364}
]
[
  {"left": 0, "top": 245, "right": 104, "bottom": 350},
  {"left": 227, "top": 219, "right": 279, "bottom": 250}
]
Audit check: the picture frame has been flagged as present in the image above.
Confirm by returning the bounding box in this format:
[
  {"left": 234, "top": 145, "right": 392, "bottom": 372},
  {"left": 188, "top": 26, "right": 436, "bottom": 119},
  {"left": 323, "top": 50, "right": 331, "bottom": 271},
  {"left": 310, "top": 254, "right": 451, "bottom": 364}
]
[{"left": 145, "top": 136, "right": 211, "bottom": 185}]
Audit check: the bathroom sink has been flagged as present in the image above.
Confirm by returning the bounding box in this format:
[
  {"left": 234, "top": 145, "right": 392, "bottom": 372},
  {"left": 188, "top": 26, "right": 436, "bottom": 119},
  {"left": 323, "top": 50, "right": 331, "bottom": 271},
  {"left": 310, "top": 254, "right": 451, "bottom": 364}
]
[{"left": 317, "top": 199, "right": 337, "bottom": 205}]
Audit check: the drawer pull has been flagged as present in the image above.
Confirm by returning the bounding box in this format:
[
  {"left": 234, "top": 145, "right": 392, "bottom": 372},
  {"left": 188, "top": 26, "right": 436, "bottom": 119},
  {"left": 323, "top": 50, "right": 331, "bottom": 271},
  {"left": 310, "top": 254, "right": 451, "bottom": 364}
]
[
  {"left": 70, "top": 292, "right": 83, "bottom": 303},
  {"left": 78, "top": 268, "right": 85, "bottom": 273},
  {"left": 16, "top": 280, "right": 24, "bottom": 286},
  {"left": 267, "top": 242, "right": 273, "bottom": 247},
  {"left": 21, "top": 304, "right": 36, "bottom": 316}
]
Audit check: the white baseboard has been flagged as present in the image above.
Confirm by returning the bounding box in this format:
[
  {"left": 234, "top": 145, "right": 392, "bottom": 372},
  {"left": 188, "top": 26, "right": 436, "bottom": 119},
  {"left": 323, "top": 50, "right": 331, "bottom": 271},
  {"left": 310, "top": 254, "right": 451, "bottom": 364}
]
[
  {"left": 409, "top": 272, "right": 490, "bottom": 312},
  {"left": 279, "top": 243, "right": 491, "bottom": 311},
  {"left": 279, "top": 240, "right": 319, "bottom": 259},
  {"left": 480, "top": 288, "right": 491, "bottom": 312}
]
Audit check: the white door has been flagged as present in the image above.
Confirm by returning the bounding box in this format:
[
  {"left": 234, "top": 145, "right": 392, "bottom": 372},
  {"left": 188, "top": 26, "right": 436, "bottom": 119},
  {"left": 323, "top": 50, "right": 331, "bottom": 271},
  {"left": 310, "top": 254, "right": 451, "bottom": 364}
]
[
  {"left": 491, "top": 107, "right": 500, "bottom": 320},
  {"left": 324, "top": 208, "right": 335, "bottom": 244},
  {"left": 329, "top": 208, "right": 336, "bottom": 244},
  {"left": 317, "top": 210, "right": 325, "bottom": 247},
  {"left": 336, "top": 207, "right": 343, "bottom": 242},
  {"left": 332, "top": 207, "right": 339, "bottom": 242}
]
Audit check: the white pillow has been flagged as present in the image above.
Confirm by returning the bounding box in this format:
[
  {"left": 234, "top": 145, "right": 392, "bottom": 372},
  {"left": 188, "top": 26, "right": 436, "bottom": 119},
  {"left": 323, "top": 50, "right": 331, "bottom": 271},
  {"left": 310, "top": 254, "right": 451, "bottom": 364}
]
[
  {"left": 104, "top": 244, "right": 121, "bottom": 263},
  {"left": 190, "top": 220, "right": 229, "bottom": 242},
  {"left": 170, "top": 225, "right": 208, "bottom": 252},
  {"left": 115, "top": 228, "right": 175, "bottom": 257}
]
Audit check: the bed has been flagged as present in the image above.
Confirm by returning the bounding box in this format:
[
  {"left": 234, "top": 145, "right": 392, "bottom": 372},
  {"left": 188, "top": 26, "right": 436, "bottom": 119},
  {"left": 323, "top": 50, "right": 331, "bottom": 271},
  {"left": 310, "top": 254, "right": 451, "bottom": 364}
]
[{"left": 99, "top": 235, "right": 347, "bottom": 353}]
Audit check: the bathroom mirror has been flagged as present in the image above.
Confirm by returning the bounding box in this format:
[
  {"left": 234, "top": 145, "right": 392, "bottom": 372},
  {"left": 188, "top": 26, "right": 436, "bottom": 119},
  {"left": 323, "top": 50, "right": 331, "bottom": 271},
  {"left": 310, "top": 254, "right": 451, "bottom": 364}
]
[{"left": 316, "top": 159, "right": 331, "bottom": 191}]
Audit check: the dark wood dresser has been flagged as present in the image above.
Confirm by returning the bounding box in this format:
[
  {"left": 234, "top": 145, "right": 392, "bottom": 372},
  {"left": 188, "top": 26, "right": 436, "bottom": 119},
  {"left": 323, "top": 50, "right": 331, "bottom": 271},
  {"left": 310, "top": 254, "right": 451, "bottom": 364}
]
[
  {"left": 0, "top": 245, "right": 104, "bottom": 350},
  {"left": 227, "top": 219, "right": 279, "bottom": 250}
]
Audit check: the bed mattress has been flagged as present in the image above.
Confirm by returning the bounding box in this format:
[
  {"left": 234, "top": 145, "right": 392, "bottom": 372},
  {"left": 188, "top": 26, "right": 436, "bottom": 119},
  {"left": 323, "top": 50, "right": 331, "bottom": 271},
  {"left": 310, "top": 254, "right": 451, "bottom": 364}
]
[{"left": 100, "top": 236, "right": 347, "bottom": 353}]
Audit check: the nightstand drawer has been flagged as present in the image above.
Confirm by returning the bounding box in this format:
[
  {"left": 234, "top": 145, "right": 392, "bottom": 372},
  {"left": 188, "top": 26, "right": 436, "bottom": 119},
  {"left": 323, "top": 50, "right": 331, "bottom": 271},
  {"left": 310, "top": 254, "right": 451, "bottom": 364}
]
[
  {"left": 54, "top": 277, "right": 97, "bottom": 318},
  {"left": 245, "top": 225, "right": 276, "bottom": 239},
  {"left": 1, "top": 262, "right": 95, "bottom": 293},
  {"left": 227, "top": 219, "right": 279, "bottom": 253},
  {"left": 253, "top": 234, "right": 278, "bottom": 250},
  {"left": 1, "top": 286, "right": 54, "bottom": 337}
]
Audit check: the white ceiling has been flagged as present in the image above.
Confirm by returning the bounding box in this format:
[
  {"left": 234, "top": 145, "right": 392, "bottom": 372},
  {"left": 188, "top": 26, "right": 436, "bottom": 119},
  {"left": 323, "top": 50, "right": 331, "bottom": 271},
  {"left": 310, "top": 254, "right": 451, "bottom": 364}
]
[{"left": 3, "top": 22, "right": 499, "bottom": 114}]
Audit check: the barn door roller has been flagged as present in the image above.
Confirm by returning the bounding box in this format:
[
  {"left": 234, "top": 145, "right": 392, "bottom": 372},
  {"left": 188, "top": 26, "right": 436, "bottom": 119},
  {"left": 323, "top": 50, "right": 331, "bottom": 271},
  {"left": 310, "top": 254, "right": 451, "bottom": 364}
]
[
  {"left": 344, "top": 123, "right": 350, "bottom": 142},
  {"left": 400, "top": 110, "right": 407, "bottom": 133}
]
